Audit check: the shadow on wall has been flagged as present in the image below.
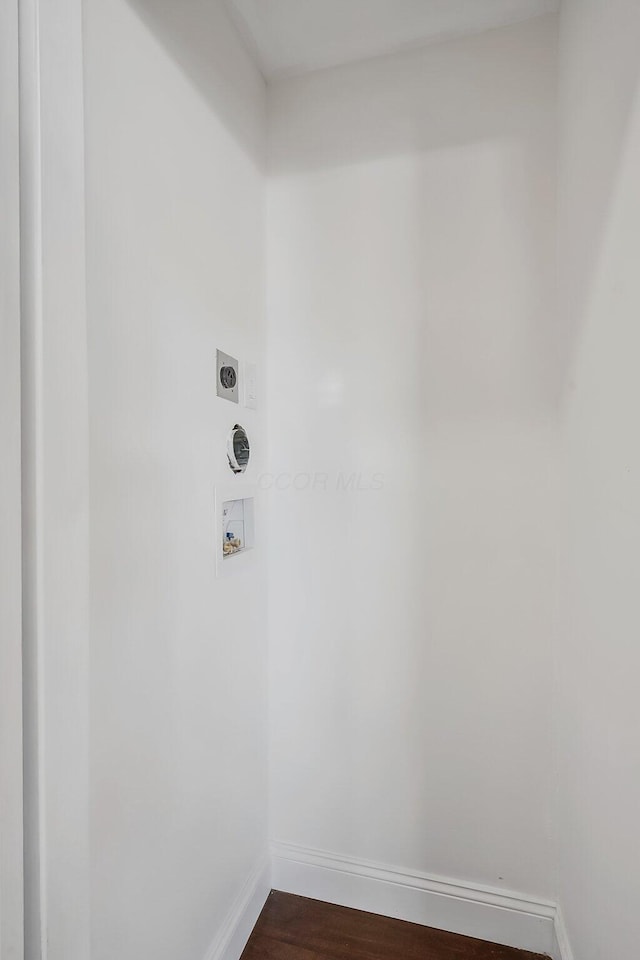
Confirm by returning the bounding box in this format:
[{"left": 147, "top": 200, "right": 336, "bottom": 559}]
[
  {"left": 124, "top": 0, "right": 265, "bottom": 165},
  {"left": 556, "top": 20, "right": 640, "bottom": 958},
  {"left": 118, "top": 2, "right": 640, "bottom": 401},
  {"left": 267, "top": 17, "right": 557, "bottom": 175},
  {"left": 558, "top": 1, "right": 640, "bottom": 399},
  {"left": 266, "top": 16, "right": 561, "bottom": 890},
  {"left": 266, "top": 8, "right": 640, "bottom": 404},
  {"left": 268, "top": 15, "right": 560, "bottom": 414}
]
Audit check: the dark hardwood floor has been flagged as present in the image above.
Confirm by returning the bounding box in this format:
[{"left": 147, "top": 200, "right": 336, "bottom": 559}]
[{"left": 240, "top": 891, "right": 549, "bottom": 960}]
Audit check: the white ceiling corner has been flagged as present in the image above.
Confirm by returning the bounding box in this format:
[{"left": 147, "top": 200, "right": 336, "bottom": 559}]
[{"left": 225, "top": 0, "right": 560, "bottom": 80}]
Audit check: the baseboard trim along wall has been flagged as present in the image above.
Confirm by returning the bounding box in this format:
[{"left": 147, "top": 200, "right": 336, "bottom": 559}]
[
  {"left": 200, "top": 845, "right": 575, "bottom": 960},
  {"left": 204, "top": 855, "right": 271, "bottom": 960},
  {"left": 270, "top": 841, "right": 560, "bottom": 959},
  {"left": 553, "top": 907, "right": 575, "bottom": 960}
]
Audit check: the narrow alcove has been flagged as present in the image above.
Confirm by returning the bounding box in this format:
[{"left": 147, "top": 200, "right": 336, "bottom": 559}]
[{"left": 9, "top": 3, "right": 640, "bottom": 960}]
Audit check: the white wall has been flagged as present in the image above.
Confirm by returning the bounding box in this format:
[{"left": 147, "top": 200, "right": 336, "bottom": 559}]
[
  {"left": 0, "top": 1, "right": 23, "bottom": 955},
  {"left": 83, "top": 2, "right": 268, "bottom": 958},
  {"left": 557, "top": 2, "right": 640, "bottom": 957},
  {"left": 20, "top": 2, "right": 91, "bottom": 956},
  {"left": 267, "top": 17, "right": 559, "bottom": 899}
]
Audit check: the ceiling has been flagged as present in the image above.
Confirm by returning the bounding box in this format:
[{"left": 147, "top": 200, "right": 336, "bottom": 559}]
[{"left": 225, "top": 0, "right": 559, "bottom": 80}]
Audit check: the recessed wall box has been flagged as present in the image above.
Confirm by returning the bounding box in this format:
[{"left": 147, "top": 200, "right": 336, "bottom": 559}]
[
  {"left": 221, "top": 498, "right": 251, "bottom": 557},
  {"left": 216, "top": 348, "right": 239, "bottom": 403},
  {"left": 215, "top": 483, "right": 257, "bottom": 578}
]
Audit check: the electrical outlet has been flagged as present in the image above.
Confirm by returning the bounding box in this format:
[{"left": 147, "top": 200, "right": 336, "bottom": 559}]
[{"left": 216, "top": 349, "right": 239, "bottom": 403}]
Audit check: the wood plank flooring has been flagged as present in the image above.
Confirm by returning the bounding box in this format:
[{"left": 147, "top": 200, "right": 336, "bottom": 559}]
[{"left": 240, "top": 891, "right": 550, "bottom": 960}]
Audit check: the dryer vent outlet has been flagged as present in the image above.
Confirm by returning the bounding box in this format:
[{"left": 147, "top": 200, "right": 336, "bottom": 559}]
[{"left": 227, "top": 424, "right": 250, "bottom": 474}]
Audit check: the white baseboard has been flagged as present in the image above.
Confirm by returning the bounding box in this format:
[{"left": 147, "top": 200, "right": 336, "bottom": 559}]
[
  {"left": 198, "top": 844, "right": 574, "bottom": 960},
  {"left": 271, "top": 841, "right": 558, "bottom": 958},
  {"left": 203, "top": 855, "right": 271, "bottom": 960},
  {"left": 553, "top": 907, "right": 575, "bottom": 960}
]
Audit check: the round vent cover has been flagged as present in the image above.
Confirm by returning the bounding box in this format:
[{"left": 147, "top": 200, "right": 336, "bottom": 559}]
[{"left": 227, "top": 424, "right": 250, "bottom": 474}]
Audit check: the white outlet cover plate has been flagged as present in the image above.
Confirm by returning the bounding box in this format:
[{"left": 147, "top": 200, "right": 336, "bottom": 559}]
[{"left": 243, "top": 361, "right": 257, "bottom": 409}]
